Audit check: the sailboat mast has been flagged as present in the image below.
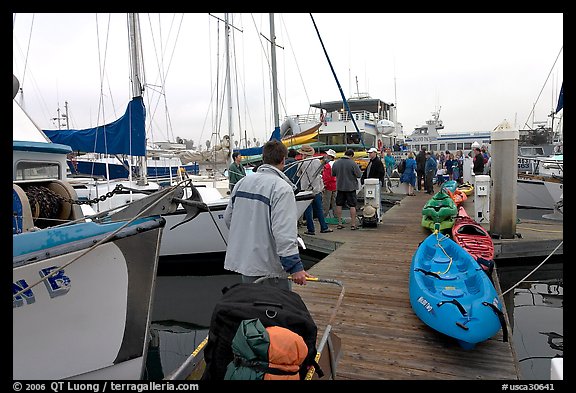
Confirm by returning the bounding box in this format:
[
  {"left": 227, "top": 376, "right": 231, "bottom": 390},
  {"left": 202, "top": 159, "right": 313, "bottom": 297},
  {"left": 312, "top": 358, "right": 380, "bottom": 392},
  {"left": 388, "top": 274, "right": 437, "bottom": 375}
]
[
  {"left": 270, "top": 13, "right": 280, "bottom": 136},
  {"left": 225, "top": 13, "right": 234, "bottom": 168},
  {"left": 128, "top": 13, "right": 148, "bottom": 185}
]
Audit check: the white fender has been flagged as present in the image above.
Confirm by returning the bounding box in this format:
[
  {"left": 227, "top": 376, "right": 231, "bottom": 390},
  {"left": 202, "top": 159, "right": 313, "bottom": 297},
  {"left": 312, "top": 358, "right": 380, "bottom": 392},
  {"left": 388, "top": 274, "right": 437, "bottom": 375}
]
[
  {"left": 377, "top": 119, "right": 395, "bottom": 135},
  {"left": 280, "top": 117, "right": 302, "bottom": 138}
]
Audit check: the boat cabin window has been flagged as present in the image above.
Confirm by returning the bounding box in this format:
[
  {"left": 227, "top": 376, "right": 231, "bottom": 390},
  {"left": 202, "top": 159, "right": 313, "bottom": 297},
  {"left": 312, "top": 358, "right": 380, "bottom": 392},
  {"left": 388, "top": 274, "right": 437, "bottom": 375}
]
[
  {"left": 321, "top": 133, "right": 363, "bottom": 146},
  {"left": 15, "top": 161, "right": 60, "bottom": 181},
  {"left": 447, "top": 143, "right": 456, "bottom": 151},
  {"left": 364, "top": 134, "right": 376, "bottom": 148},
  {"left": 457, "top": 143, "right": 464, "bottom": 150},
  {"left": 464, "top": 143, "right": 472, "bottom": 150},
  {"left": 439, "top": 143, "right": 446, "bottom": 152},
  {"left": 519, "top": 147, "right": 545, "bottom": 156}
]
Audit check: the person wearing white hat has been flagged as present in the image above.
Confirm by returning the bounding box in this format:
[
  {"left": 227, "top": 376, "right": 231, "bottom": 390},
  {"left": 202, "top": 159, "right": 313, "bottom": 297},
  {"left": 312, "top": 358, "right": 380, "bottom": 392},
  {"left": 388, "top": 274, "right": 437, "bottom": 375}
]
[
  {"left": 361, "top": 147, "right": 385, "bottom": 187},
  {"left": 321, "top": 149, "right": 337, "bottom": 218}
]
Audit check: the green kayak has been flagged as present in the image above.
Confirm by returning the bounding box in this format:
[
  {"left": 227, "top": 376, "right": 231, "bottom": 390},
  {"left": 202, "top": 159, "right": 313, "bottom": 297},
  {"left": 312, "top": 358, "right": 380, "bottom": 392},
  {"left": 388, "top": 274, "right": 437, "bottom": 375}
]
[{"left": 421, "top": 190, "right": 457, "bottom": 232}]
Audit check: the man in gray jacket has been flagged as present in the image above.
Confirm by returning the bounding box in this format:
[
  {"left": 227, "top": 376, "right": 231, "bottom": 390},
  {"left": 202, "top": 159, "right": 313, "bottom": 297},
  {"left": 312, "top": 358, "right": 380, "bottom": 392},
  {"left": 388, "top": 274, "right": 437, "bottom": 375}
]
[
  {"left": 224, "top": 140, "right": 313, "bottom": 289},
  {"left": 331, "top": 149, "right": 363, "bottom": 230}
]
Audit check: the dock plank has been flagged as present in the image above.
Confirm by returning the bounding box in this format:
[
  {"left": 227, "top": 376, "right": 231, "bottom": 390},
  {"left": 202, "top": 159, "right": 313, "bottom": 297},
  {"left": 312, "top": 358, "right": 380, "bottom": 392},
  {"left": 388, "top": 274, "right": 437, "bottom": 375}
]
[{"left": 294, "top": 190, "right": 526, "bottom": 380}]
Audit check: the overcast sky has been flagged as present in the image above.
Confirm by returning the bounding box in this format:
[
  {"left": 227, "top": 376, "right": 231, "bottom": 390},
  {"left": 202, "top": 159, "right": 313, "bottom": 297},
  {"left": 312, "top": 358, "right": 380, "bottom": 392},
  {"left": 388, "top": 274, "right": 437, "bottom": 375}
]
[{"left": 13, "top": 13, "right": 563, "bottom": 148}]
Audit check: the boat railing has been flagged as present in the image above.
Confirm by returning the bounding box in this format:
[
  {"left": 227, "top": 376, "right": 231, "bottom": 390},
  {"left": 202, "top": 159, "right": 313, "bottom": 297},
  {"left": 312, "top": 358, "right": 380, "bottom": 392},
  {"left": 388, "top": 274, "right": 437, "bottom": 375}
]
[
  {"left": 288, "top": 110, "right": 379, "bottom": 124},
  {"left": 517, "top": 156, "right": 563, "bottom": 176},
  {"left": 284, "top": 114, "right": 319, "bottom": 125},
  {"left": 338, "top": 110, "right": 376, "bottom": 122}
]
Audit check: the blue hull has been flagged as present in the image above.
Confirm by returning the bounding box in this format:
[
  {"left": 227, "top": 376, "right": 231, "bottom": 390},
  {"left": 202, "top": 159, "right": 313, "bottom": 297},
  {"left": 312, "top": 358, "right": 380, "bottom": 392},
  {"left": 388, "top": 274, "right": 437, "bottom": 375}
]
[{"left": 409, "top": 232, "right": 502, "bottom": 349}]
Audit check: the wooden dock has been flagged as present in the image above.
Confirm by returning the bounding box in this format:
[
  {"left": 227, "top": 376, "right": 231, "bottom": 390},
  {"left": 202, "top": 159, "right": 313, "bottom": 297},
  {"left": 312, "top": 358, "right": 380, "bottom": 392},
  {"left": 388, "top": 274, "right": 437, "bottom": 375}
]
[{"left": 292, "top": 190, "right": 558, "bottom": 380}]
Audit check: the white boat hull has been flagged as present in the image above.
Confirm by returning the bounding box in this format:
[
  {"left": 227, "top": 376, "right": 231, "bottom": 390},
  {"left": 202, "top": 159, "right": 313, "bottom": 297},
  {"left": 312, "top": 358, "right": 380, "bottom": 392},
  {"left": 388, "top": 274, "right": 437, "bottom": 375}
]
[
  {"left": 159, "top": 190, "right": 315, "bottom": 262},
  {"left": 73, "top": 181, "right": 314, "bottom": 266},
  {"left": 13, "top": 221, "right": 163, "bottom": 380},
  {"left": 517, "top": 177, "right": 563, "bottom": 210}
]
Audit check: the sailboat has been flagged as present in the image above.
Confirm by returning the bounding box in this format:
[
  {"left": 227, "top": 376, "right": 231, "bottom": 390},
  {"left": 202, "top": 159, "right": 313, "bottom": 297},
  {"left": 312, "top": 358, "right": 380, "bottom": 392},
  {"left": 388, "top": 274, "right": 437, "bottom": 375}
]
[
  {"left": 43, "top": 13, "right": 313, "bottom": 271},
  {"left": 157, "top": 13, "right": 313, "bottom": 269},
  {"left": 12, "top": 71, "right": 188, "bottom": 379}
]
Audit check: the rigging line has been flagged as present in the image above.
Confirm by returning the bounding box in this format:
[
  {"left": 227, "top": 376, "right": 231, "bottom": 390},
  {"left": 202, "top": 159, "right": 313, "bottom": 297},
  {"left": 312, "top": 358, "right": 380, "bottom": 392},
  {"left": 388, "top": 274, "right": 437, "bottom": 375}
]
[
  {"left": 144, "top": 13, "right": 168, "bottom": 143},
  {"left": 145, "top": 13, "right": 185, "bottom": 143},
  {"left": 94, "top": 14, "right": 111, "bottom": 162},
  {"left": 234, "top": 14, "right": 262, "bottom": 147},
  {"left": 279, "top": 14, "right": 311, "bottom": 109},
  {"left": 215, "top": 51, "right": 229, "bottom": 143},
  {"left": 250, "top": 14, "right": 289, "bottom": 124},
  {"left": 240, "top": 24, "right": 258, "bottom": 147},
  {"left": 143, "top": 13, "right": 165, "bottom": 144},
  {"left": 500, "top": 240, "right": 563, "bottom": 297},
  {"left": 274, "top": 27, "right": 290, "bottom": 122},
  {"left": 250, "top": 13, "right": 273, "bottom": 136},
  {"left": 236, "top": 14, "right": 250, "bottom": 147},
  {"left": 213, "top": 20, "right": 222, "bottom": 148},
  {"left": 101, "top": 27, "right": 119, "bottom": 131},
  {"left": 309, "top": 13, "right": 365, "bottom": 148},
  {"left": 523, "top": 46, "right": 563, "bottom": 130},
  {"left": 236, "top": 15, "right": 256, "bottom": 147},
  {"left": 231, "top": 17, "right": 243, "bottom": 150},
  {"left": 198, "top": 16, "right": 224, "bottom": 149},
  {"left": 20, "top": 13, "right": 35, "bottom": 96},
  {"left": 198, "top": 69, "right": 220, "bottom": 148},
  {"left": 518, "top": 356, "right": 562, "bottom": 363},
  {"left": 254, "top": 14, "right": 290, "bottom": 130}
]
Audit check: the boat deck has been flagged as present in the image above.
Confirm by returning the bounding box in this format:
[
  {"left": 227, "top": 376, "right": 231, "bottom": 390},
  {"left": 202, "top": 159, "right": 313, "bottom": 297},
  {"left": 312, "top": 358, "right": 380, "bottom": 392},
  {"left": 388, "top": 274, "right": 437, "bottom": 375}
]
[{"left": 293, "top": 190, "right": 563, "bottom": 380}]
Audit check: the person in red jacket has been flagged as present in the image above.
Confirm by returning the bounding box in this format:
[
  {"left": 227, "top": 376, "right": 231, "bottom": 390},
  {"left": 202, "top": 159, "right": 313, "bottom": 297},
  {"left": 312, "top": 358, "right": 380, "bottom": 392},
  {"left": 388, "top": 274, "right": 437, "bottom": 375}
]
[{"left": 321, "top": 149, "right": 337, "bottom": 218}]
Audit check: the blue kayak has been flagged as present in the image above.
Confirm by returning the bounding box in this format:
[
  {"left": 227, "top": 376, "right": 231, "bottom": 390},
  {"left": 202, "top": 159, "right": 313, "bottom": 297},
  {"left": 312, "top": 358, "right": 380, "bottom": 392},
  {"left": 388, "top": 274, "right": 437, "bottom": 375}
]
[
  {"left": 441, "top": 180, "right": 458, "bottom": 194},
  {"left": 409, "top": 230, "right": 506, "bottom": 349}
]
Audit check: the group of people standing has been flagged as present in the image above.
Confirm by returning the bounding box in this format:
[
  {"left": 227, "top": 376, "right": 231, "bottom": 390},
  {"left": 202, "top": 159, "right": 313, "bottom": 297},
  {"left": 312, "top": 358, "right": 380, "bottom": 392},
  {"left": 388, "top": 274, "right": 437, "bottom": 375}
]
[
  {"left": 223, "top": 141, "right": 365, "bottom": 291},
  {"left": 400, "top": 147, "right": 470, "bottom": 195},
  {"left": 224, "top": 140, "right": 312, "bottom": 291},
  {"left": 473, "top": 146, "right": 491, "bottom": 176},
  {"left": 222, "top": 141, "right": 493, "bottom": 292},
  {"left": 298, "top": 145, "right": 364, "bottom": 232}
]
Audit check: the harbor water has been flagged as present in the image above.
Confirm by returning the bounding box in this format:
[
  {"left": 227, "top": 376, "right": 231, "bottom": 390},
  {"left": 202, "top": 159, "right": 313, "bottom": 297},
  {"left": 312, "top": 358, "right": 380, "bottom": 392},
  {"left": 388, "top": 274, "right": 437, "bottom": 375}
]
[
  {"left": 144, "top": 246, "right": 562, "bottom": 380},
  {"left": 143, "top": 251, "right": 324, "bottom": 380}
]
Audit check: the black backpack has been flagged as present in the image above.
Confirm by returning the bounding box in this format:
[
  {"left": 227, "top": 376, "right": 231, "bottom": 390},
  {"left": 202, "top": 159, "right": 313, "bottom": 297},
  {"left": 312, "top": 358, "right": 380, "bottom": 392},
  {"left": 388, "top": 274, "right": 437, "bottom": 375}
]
[
  {"left": 201, "top": 282, "right": 322, "bottom": 380},
  {"left": 398, "top": 159, "right": 406, "bottom": 174}
]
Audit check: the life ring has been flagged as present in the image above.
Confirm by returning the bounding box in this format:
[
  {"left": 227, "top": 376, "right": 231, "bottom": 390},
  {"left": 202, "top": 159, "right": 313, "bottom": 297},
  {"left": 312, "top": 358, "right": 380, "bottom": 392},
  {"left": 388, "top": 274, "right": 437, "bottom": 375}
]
[{"left": 377, "top": 139, "right": 383, "bottom": 151}]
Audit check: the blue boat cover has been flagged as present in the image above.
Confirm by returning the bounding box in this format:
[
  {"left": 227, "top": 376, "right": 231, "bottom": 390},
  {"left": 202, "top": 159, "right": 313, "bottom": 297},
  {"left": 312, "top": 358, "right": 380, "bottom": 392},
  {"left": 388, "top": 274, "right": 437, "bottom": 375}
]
[
  {"left": 236, "top": 127, "right": 281, "bottom": 156},
  {"left": 43, "top": 97, "right": 146, "bottom": 156}
]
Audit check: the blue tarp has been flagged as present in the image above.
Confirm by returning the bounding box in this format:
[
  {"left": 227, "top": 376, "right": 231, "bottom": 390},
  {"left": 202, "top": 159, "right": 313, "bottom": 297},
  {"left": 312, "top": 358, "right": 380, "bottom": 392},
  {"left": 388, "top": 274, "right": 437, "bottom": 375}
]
[
  {"left": 44, "top": 97, "right": 146, "bottom": 156},
  {"left": 236, "top": 127, "right": 281, "bottom": 156},
  {"left": 555, "top": 82, "right": 563, "bottom": 113}
]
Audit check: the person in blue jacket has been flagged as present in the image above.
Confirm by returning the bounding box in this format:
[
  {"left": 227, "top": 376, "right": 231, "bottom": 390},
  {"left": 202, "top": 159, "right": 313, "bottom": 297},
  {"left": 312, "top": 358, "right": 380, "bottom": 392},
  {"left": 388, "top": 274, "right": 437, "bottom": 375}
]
[{"left": 400, "top": 151, "right": 417, "bottom": 196}]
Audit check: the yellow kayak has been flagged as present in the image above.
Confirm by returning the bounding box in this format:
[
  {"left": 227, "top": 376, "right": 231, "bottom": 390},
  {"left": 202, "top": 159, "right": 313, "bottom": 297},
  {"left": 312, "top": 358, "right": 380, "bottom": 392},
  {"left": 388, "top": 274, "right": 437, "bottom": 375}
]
[
  {"left": 457, "top": 182, "right": 474, "bottom": 196},
  {"left": 282, "top": 123, "right": 321, "bottom": 147},
  {"left": 333, "top": 150, "right": 368, "bottom": 170}
]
